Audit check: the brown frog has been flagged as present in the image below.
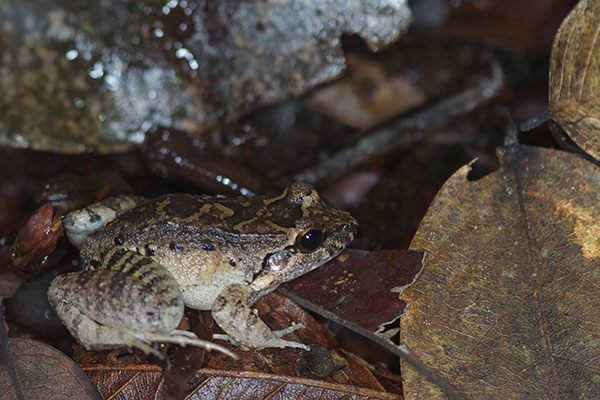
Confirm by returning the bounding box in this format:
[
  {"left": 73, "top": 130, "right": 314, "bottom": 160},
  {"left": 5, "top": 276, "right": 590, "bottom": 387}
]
[{"left": 48, "top": 183, "right": 357, "bottom": 358}]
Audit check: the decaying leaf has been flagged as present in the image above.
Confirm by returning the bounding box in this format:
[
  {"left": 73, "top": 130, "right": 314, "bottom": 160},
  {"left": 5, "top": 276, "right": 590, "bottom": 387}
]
[
  {"left": 83, "top": 367, "right": 400, "bottom": 400},
  {"left": 0, "top": 338, "right": 101, "bottom": 400},
  {"left": 400, "top": 145, "right": 600, "bottom": 398},
  {"left": 142, "top": 128, "right": 264, "bottom": 196},
  {"left": 549, "top": 0, "right": 600, "bottom": 160},
  {"left": 282, "top": 249, "right": 424, "bottom": 341},
  {"left": 305, "top": 54, "right": 426, "bottom": 129},
  {"left": 7, "top": 203, "right": 63, "bottom": 275}
]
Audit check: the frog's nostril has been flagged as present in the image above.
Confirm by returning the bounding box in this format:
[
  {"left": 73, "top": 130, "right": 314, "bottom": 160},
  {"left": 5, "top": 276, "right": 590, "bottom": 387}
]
[{"left": 341, "top": 224, "right": 357, "bottom": 235}]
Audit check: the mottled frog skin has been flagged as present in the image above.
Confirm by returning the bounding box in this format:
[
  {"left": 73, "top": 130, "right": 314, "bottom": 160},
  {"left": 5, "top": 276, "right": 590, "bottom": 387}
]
[{"left": 48, "top": 183, "right": 357, "bottom": 358}]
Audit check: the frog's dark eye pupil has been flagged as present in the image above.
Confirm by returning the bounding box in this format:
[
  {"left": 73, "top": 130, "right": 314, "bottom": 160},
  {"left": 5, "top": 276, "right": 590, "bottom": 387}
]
[{"left": 297, "top": 229, "right": 323, "bottom": 252}]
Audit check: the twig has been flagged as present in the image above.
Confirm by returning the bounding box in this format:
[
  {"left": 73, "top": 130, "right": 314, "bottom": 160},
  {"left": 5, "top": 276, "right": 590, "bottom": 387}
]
[{"left": 294, "top": 55, "right": 505, "bottom": 184}]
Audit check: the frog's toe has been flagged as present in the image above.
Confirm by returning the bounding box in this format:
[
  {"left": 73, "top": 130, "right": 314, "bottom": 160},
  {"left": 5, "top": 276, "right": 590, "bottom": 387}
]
[
  {"left": 271, "top": 323, "right": 310, "bottom": 349},
  {"left": 213, "top": 331, "right": 309, "bottom": 351},
  {"left": 275, "top": 340, "right": 310, "bottom": 351},
  {"left": 137, "top": 331, "right": 238, "bottom": 359},
  {"left": 130, "top": 340, "right": 165, "bottom": 359},
  {"left": 273, "top": 323, "right": 304, "bottom": 337},
  {"left": 169, "top": 329, "right": 198, "bottom": 339},
  {"left": 212, "top": 333, "right": 250, "bottom": 351},
  {"left": 263, "top": 324, "right": 311, "bottom": 350}
]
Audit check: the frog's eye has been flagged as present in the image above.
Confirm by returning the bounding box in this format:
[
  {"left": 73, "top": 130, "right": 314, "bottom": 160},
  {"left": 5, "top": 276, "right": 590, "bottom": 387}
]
[{"left": 296, "top": 229, "right": 324, "bottom": 252}]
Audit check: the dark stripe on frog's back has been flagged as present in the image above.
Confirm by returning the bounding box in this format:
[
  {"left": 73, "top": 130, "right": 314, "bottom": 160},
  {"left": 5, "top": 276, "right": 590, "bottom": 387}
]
[
  {"left": 89, "top": 247, "right": 170, "bottom": 287},
  {"left": 125, "top": 193, "right": 302, "bottom": 233}
]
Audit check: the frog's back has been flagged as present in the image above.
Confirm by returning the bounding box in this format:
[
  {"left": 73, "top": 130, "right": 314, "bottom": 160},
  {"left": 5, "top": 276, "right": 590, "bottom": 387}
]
[{"left": 81, "top": 192, "right": 297, "bottom": 260}]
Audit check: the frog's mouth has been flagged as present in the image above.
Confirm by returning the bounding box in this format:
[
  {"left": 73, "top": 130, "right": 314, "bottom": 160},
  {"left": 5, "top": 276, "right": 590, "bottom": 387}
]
[
  {"left": 251, "top": 223, "right": 356, "bottom": 290},
  {"left": 251, "top": 248, "right": 345, "bottom": 291}
]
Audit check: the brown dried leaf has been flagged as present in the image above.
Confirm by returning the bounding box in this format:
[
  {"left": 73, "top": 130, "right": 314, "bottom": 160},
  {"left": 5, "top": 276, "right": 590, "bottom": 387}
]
[
  {"left": 549, "top": 0, "right": 600, "bottom": 160},
  {"left": 400, "top": 145, "right": 600, "bottom": 398},
  {"left": 83, "top": 367, "right": 400, "bottom": 400},
  {"left": 8, "top": 203, "right": 63, "bottom": 275},
  {"left": 282, "top": 249, "right": 424, "bottom": 337},
  {"left": 0, "top": 338, "right": 100, "bottom": 400},
  {"left": 305, "top": 53, "right": 426, "bottom": 129}
]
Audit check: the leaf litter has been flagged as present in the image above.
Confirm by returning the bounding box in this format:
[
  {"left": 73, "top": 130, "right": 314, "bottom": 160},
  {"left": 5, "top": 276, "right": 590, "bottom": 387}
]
[{"left": 400, "top": 145, "right": 600, "bottom": 399}]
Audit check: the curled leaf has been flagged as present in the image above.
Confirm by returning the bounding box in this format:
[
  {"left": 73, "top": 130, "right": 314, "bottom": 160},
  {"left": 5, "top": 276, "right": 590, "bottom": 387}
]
[
  {"left": 9, "top": 203, "right": 63, "bottom": 274},
  {"left": 549, "top": 0, "right": 600, "bottom": 160}
]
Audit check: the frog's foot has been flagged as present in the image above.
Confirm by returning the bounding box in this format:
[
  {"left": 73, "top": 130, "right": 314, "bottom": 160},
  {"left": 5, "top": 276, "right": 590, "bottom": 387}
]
[
  {"left": 49, "top": 277, "right": 237, "bottom": 359},
  {"left": 136, "top": 331, "right": 238, "bottom": 359},
  {"left": 212, "top": 333, "right": 250, "bottom": 351},
  {"left": 271, "top": 338, "right": 310, "bottom": 351},
  {"left": 212, "top": 329, "right": 310, "bottom": 351},
  {"left": 269, "top": 334, "right": 311, "bottom": 351},
  {"left": 169, "top": 329, "right": 199, "bottom": 339},
  {"left": 213, "top": 284, "right": 311, "bottom": 351}
]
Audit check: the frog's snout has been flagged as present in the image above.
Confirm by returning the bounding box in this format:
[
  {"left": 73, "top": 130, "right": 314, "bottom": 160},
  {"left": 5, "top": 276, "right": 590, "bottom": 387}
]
[
  {"left": 341, "top": 223, "right": 357, "bottom": 236},
  {"left": 338, "top": 222, "right": 357, "bottom": 243}
]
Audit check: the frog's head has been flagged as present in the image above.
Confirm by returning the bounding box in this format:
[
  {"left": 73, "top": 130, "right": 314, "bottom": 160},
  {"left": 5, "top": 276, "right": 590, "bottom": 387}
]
[{"left": 251, "top": 182, "right": 357, "bottom": 290}]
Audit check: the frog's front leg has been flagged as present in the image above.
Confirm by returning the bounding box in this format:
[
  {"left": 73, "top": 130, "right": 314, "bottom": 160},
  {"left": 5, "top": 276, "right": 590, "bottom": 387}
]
[
  {"left": 48, "top": 251, "right": 235, "bottom": 359},
  {"left": 211, "top": 283, "right": 309, "bottom": 351}
]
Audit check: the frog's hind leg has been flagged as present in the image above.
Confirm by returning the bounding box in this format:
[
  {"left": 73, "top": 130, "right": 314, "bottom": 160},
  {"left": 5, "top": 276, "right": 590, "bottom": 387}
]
[
  {"left": 48, "top": 253, "right": 235, "bottom": 358},
  {"left": 48, "top": 297, "right": 166, "bottom": 358}
]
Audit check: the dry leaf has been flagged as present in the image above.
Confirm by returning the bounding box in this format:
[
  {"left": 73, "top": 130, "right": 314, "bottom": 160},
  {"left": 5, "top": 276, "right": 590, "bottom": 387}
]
[
  {"left": 282, "top": 249, "right": 424, "bottom": 337},
  {"left": 142, "top": 128, "right": 264, "bottom": 196},
  {"left": 549, "top": 0, "right": 600, "bottom": 160},
  {"left": 305, "top": 54, "right": 426, "bottom": 129},
  {"left": 400, "top": 145, "right": 600, "bottom": 398},
  {"left": 8, "top": 203, "right": 63, "bottom": 275},
  {"left": 83, "top": 367, "right": 400, "bottom": 400},
  {"left": 0, "top": 338, "right": 100, "bottom": 400},
  {"left": 34, "top": 171, "right": 133, "bottom": 215}
]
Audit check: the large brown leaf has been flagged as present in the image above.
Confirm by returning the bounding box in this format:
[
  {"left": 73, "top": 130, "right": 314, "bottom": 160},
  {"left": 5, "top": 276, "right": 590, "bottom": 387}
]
[
  {"left": 549, "top": 0, "right": 600, "bottom": 160},
  {"left": 400, "top": 145, "right": 600, "bottom": 398},
  {"left": 282, "top": 249, "right": 424, "bottom": 345},
  {"left": 84, "top": 366, "right": 399, "bottom": 400},
  {"left": 0, "top": 338, "right": 101, "bottom": 399}
]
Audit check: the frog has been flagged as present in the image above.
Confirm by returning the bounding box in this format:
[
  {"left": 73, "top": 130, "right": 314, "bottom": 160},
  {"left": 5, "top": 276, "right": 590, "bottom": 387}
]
[{"left": 48, "top": 182, "right": 357, "bottom": 359}]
